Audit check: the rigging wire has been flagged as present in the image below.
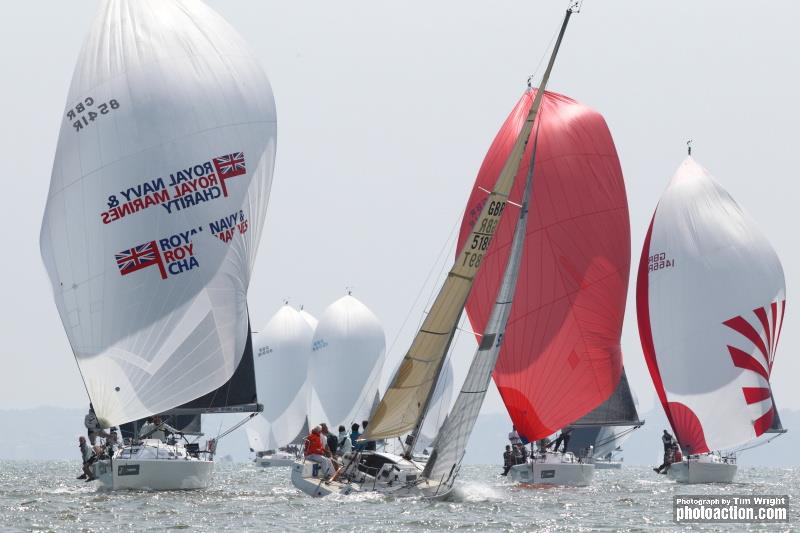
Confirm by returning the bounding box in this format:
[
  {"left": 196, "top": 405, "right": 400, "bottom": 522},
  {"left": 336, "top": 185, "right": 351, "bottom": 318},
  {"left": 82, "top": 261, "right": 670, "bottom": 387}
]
[
  {"left": 384, "top": 213, "right": 462, "bottom": 361},
  {"left": 730, "top": 431, "right": 786, "bottom": 454},
  {"left": 528, "top": 1, "right": 582, "bottom": 89}
]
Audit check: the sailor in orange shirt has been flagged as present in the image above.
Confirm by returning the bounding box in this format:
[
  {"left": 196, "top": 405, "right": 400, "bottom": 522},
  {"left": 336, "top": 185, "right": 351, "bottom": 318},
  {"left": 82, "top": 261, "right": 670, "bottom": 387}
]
[{"left": 304, "top": 426, "right": 334, "bottom": 480}]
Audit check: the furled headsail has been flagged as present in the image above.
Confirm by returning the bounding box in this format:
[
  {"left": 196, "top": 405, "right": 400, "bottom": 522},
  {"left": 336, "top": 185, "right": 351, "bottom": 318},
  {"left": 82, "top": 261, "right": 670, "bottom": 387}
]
[
  {"left": 245, "top": 305, "right": 313, "bottom": 451},
  {"left": 637, "top": 157, "right": 786, "bottom": 454},
  {"left": 40, "top": 0, "right": 277, "bottom": 427},
  {"left": 458, "top": 90, "right": 630, "bottom": 442}
]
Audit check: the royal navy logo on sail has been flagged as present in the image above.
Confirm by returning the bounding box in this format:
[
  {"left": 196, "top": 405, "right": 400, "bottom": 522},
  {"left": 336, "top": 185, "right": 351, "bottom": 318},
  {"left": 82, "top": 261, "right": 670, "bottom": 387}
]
[
  {"left": 113, "top": 210, "right": 249, "bottom": 280},
  {"left": 101, "top": 152, "right": 247, "bottom": 224}
]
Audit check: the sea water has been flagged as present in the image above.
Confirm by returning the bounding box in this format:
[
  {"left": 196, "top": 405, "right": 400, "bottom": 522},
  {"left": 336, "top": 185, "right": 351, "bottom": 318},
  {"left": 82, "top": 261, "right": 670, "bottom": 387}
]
[{"left": 0, "top": 461, "right": 796, "bottom": 531}]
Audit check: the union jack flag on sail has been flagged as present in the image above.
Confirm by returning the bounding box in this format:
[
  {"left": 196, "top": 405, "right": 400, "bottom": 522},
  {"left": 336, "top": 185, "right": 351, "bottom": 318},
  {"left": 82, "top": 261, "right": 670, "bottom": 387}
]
[
  {"left": 213, "top": 152, "right": 246, "bottom": 196},
  {"left": 115, "top": 241, "right": 167, "bottom": 279}
]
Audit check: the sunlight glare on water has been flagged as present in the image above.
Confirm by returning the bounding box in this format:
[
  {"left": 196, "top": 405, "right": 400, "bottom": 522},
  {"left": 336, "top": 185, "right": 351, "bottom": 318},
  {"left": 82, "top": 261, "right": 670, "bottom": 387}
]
[{"left": 0, "top": 461, "right": 796, "bottom": 531}]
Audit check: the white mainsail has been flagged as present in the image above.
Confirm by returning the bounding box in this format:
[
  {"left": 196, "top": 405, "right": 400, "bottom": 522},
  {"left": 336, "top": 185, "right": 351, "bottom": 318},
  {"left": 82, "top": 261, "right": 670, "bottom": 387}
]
[
  {"left": 417, "top": 358, "right": 455, "bottom": 450},
  {"left": 637, "top": 156, "right": 786, "bottom": 453},
  {"left": 247, "top": 305, "right": 313, "bottom": 451},
  {"left": 308, "top": 295, "right": 386, "bottom": 429},
  {"left": 40, "top": 0, "right": 277, "bottom": 427}
]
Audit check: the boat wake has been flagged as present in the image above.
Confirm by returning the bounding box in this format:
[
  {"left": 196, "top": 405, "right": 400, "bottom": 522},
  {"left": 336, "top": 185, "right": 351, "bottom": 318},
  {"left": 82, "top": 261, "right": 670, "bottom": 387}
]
[{"left": 443, "top": 482, "right": 504, "bottom": 503}]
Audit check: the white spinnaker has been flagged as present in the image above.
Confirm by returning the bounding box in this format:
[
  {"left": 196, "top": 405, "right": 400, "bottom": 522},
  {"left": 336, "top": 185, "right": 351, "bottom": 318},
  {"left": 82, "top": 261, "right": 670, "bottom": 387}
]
[
  {"left": 640, "top": 157, "right": 786, "bottom": 453},
  {"left": 249, "top": 305, "right": 313, "bottom": 451},
  {"left": 299, "top": 309, "right": 319, "bottom": 330},
  {"left": 245, "top": 415, "right": 271, "bottom": 453},
  {"left": 309, "top": 295, "right": 386, "bottom": 429},
  {"left": 417, "top": 358, "right": 455, "bottom": 449},
  {"left": 40, "top": 0, "right": 277, "bottom": 427}
]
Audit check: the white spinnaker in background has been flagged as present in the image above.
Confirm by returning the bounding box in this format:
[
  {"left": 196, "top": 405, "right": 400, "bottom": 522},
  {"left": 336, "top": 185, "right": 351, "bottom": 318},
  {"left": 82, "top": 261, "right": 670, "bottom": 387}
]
[
  {"left": 40, "top": 0, "right": 277, "bottom": 427},
  {"left": 299, "top": 308, "right": 319, "bottom": 330},
  {"left": 639, "top": 157, "right": 786, "bottom": 453},
  {"left": 246, "top": 305, "right": 313, "bottom": 451},
  {"left": 308, "top": 295, "right": 386, "bottom": 429}
]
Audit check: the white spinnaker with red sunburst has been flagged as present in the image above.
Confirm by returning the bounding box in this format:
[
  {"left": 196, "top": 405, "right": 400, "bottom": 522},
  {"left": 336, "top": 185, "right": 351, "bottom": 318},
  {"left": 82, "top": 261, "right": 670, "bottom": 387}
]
[{"left": 637, "top": 157, "right": 786, "bottom": 454}]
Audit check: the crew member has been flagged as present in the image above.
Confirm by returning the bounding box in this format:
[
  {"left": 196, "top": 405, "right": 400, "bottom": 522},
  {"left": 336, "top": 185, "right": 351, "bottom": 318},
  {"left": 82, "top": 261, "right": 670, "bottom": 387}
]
[
  {"left": 508, "top": 426, "right": 522, "bottom": 447},
  {"left": 139, "top": 415, "right": 179, "bottom": 442},
  {"left": 501, "top": 445, "right": 514, "bottom": 476},
  {"left": 548, "top": 428, "right": 572, "bottom": 454},
  {"left": 337, "top": 425, "right": 352, "bottom": 455},
  {"left": 304, "top": 426, "right": 334, "bottom": 481},
  {"left": 78, "top": 436, "right": 97, "bottom": 482},
  {"left": 84, "top": 403, "right": 107, "bottom": 445},
  {"left": 361, "top": 420, "right": 376, "bottom": 451},
  {"left": 654, "top": 429, "right": 675, "bottom": 474}
]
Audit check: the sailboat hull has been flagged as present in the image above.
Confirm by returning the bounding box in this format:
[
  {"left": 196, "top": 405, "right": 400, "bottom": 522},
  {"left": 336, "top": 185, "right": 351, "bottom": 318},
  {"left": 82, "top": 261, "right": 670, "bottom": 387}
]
[
  {"left": 290, "top": 452, "right": 451, "bottom": 499},
  {"left": 667, "top": 457, "right": 737, "bottom": 484},
  {"left": 95, "top": 457, "right": 213, "bottom": 490},
  {"left": 509, "top": 453, "right": 594, "bottom": 486},
  {"left": 94, "top": 441, "right": 214, "bottom": 491},
  {"left": 256, "top": 451, "right": 296, "bottom": 468}
]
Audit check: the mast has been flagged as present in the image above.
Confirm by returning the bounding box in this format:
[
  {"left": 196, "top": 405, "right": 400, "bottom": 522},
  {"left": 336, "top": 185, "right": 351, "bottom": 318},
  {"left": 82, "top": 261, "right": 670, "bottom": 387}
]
[
  {"left": 423, "top": 112, "right": 542, "bottom": 482},
  {"left": 396, "top": 5, "right": 577, "bottom": 458}
]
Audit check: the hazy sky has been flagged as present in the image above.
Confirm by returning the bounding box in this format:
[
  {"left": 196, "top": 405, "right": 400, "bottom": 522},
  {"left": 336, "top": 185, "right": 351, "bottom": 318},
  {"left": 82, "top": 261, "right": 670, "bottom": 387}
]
[{"left": 1, "top": 1, "right": 797, "bottom": 422}]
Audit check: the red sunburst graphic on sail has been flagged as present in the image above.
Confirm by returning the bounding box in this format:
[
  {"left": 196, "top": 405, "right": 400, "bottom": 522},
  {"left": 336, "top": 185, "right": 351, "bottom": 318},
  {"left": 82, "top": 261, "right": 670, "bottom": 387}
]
[{"left": 723, "top": 299, "right": 786, "bottom": 436}]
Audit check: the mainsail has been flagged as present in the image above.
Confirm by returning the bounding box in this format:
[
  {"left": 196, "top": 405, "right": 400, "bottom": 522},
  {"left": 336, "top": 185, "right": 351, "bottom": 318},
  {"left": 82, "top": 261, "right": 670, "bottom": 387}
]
[
  {"left": 40, "top": 0, "right": 277, "bottom": 427},
  {"left": 458, "top": 89, "right": 629, "bottom": 442},
  {"left": 308, "top": 295, "right": 386, "bottom": 429},
  {"left": 245, "top": 305, "right": 313, "bottom": 451},
  {"left": 424, "top": 107, "right": 541, "bottom": 483},
  {"left": 417, "top": 358, "right": 455, "bottom": 449},
  {"left": 568, "top": 369, "right": 642, "bottom": 427},
  {"left": 367, "top": 5, "right": 577, "bottom": 447},
  {"left": 637, "top": 157, "right": 786, "bottom": 454}
]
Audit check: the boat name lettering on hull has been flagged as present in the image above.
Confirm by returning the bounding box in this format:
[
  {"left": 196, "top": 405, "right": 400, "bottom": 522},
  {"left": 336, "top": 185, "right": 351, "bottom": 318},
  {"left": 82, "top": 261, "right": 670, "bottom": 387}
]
[{"left": 117, "top": 464, "right": 140, "bottom": 476}]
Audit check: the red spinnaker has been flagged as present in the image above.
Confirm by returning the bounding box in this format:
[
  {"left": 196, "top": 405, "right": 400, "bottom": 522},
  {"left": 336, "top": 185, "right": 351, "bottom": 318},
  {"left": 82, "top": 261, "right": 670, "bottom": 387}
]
[{"left": 457, "top": 90, "right": 630, "bottom": 441}]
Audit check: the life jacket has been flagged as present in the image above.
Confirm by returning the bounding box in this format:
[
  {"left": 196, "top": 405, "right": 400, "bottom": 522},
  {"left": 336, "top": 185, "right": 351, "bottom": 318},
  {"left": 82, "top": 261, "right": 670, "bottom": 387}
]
[{"left": 305, "top": 432, "right": 325, "bottom": 456}]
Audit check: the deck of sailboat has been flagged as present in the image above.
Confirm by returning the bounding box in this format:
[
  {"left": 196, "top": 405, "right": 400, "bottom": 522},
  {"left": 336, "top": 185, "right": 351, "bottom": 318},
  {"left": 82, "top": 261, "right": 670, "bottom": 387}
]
[{"left": 290, "top": 451, "right": 452, "bottom": 499}]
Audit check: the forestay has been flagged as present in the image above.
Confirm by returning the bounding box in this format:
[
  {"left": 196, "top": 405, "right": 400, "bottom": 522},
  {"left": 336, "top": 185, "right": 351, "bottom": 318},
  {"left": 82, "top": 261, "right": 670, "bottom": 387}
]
[
  {"left": 637, "top": 157, "right": 786, "bottom": 453},
  {"left": 40, "top": 0, "right": 277, "bottom": 427},
  {"left": 247, "top": 305, "right": 313, "bottom": 451}
]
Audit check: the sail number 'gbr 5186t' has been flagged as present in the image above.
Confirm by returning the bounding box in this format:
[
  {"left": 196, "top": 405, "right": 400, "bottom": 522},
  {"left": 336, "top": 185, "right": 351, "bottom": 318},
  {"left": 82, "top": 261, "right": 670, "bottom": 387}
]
[{"left": 462, "top": 200, "right": 505, "bottom": 268}]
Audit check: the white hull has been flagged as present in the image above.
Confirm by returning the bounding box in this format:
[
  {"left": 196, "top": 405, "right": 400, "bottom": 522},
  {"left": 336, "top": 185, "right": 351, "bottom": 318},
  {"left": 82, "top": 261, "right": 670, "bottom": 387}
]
[
  {"left": 290, "top": 452, "right": 451, "bottom": 499},
  {"left": 509, "top": 453, "right": 594, "bottom": 486},
  {"left": 95, "top": 440, "right": 213, "bottom": 491},
  {"left": 255, "top": 451, "right": 297, "bottom": 468},
  {"left": 667, "top": 457, "right": 737, "bottom": 484}
]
